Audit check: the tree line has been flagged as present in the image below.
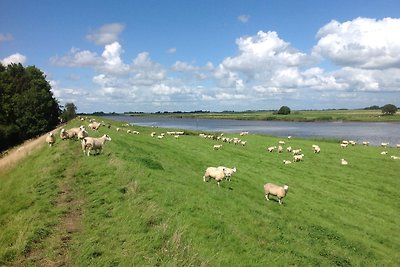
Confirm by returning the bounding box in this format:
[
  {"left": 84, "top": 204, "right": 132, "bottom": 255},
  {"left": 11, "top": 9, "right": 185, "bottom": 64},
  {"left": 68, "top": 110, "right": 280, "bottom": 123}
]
[{"left": 0, "top": 63, "right": 62, "bottom": 152}]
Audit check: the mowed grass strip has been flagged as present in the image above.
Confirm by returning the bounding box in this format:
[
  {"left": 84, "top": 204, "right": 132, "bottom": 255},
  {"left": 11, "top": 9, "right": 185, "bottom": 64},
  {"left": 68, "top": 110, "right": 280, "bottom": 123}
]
[{"left": 1, "top": 117, "right": 399, "bottom": 266}]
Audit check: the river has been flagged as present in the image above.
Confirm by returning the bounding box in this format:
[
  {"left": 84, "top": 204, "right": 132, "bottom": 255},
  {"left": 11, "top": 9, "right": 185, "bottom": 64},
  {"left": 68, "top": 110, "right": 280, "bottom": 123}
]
[{"left": 107, "top": 115, "right": 400, "bottom": 146}]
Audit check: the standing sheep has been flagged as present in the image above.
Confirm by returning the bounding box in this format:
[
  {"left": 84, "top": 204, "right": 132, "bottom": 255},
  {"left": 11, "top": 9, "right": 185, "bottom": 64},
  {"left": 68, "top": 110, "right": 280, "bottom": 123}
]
[
  {"left": 81, "top": 134, "right": 112, "bottom": 156},
  {"left": 45, "top": 132, "right": 56, "bottom": 147},
  {"left": 203, "top": 167, "right": 228, "bottom": 186},
  {"left": 264, "top": 183, "right": 289, "bottom": 205},
  {"left": 217, "top": 166, "right": 237, "bottom": 181}
]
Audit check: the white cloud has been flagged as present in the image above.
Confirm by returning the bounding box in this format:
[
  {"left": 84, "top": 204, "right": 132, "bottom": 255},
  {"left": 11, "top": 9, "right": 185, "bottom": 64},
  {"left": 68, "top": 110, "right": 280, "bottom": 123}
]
[
  {"left": 1, "top": 53, "right": 27, "bottom": 65},
  {"left": 172, "top": 61, "right": 199, "bottom": 72},
  {"left": 101, "top": 42, "right": 129, "bottom": 74},
  {"left": 86, "top": 23, "right": 125, "bottom": 45},
  {"left": 238, "top": 15, "right": 250, "bottom": 24},
  {"left": 167, "top": 47, "right": 177, "bottom": 54},
  {"left": 50, "top": 47, "right": 102, "bottom": 67},
  {"left": 0, "top": 33, "right": 13, "bottom": 43},
  {"left": 313, "top": 17, "right": 400, "bottom": 69}
]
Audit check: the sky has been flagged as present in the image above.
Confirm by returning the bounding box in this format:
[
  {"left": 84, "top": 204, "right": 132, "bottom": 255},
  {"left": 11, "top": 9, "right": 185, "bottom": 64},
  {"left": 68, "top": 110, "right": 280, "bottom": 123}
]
[{"left": 1, "top": 0, "right": 400, "bottom": 113}]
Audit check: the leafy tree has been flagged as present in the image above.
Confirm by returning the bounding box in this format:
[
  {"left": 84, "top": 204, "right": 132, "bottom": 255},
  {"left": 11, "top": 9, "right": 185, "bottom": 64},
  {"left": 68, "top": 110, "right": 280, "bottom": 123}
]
[
  {"left": 277, "top": 106, "right": 291, "bottom": 115},
  {"left": 60, "top": 102, "right": 77, "bottom": 122},
  {"left": 0, "top": 63, "right": 60, "bottom": 151},
  {"left": 381, "top": 104, "right": 398, "bottom": 115}
]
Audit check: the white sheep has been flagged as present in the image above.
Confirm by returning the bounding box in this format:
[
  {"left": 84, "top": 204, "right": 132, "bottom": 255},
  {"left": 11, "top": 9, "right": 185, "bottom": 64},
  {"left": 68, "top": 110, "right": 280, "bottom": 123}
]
[
  {"left": 341, "top": 158, "right": 348, "bottom": 165},
  {"left": 217, "top": 166, "right": 236, "bottom": 181},
  {"left": 45, "top": 132, "right": 56, "bottom": 147},
  {"left": 264, "top": 183, "right": 289, "bottom": 205},
  {"left": 293, "top": 154, "right": 304, "bottom": 162},
  {"left": 292, "top": 149, "right": 302, "bottom": 155},
  {"left": 88, "top": 121, "right": 101, "bottom": 131},
  {"left": 77, "top": 129, "right": 88, "bottom": 140},
  {"left": 286, "top": 146, "right": 292, "bottom": 153},
  {"left": 381, "top": 142, "right": 389, "bottom": 147},
  {"left": 283, "top": 160, "right": 292, "bottom": 164},
  {"left": 362, "top": 141, "right": 370, "bottom": 146},
  {"left": 340, "top": 143, "right": 348, "bottom": 148},
  {"left": 203, "top": 167, "right": 228, "bottom": 186},
  {"left": 396, "top": 144, "right": 400, "bottom": 149},
  {"left": 390, "top": 156, "right": 400, "bottom": 160},
  {"left": 267, "top": 146, "right": 276, "bottom": 152},
  {"left": 213, "top": 144, "right": 222, "bottom": 150},
  {"left": 312, "top": 145, "right": 321, "bottom": 154},
  {"left": 381, "top": 151, "right": 388, "bottom": 155},
  {"left": 81, "top": 134, "right": 112, "bottom": 156},
  {"left": 277, "top": 145, "right": 283, "bottom": 153}
]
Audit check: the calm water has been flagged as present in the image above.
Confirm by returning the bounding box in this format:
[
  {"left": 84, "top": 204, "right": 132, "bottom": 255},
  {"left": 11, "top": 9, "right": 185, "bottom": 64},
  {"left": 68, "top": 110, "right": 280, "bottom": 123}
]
[{"left": 107, "top": 115, "right": 400, "bottom": 146}]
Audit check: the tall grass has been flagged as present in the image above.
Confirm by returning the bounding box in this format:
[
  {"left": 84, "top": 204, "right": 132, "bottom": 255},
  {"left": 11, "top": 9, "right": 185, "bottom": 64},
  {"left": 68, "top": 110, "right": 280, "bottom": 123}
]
[{"left": 1, "top": 117, "right": 399, "bottom": 266}]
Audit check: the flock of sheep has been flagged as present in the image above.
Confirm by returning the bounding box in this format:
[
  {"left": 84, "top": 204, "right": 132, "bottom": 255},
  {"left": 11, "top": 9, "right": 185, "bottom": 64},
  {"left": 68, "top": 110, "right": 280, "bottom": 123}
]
[{"left": 45, "top": 117, "right": 399, "bottom": 206}]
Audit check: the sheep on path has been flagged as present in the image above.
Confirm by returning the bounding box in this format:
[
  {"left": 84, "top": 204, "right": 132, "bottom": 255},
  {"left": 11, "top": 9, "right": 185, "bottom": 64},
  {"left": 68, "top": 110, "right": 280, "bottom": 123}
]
[
  {"left": 81, "top": 134, "right": 112, "bottom": 156},
  {"left": 45, "top": 132, "right": 55, "bottom": 147},
  {"left": 203, "top": 167, "right": 228, "bottom": 186},
  {"left": 264, "top": 183, "right": 289, "bottom": 205}
]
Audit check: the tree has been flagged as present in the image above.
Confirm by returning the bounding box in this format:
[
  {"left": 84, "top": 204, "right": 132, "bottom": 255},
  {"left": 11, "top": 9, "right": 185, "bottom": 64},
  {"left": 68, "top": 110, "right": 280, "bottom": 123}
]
[
  {"left": 0, "top": 63, "right": 61, "bottom": 151},
  {"left": 381, "top": 104, "right": 398, "bottom": 115},
  {"left": 60, "top": 102, "right": 77, "bottom": 122},
  {"left": 277, "top": 106, "right": 291, "bottom": 115}
]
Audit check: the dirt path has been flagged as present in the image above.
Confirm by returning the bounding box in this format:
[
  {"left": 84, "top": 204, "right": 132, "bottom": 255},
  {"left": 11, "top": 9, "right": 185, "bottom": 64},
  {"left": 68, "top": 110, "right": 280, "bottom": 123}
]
[{"left": 0, "top": 127, "right": 63, "bottom": 172}]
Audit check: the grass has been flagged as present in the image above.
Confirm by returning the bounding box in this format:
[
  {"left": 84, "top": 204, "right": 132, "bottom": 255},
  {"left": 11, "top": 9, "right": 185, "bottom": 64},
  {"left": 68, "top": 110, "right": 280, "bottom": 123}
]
[
  {"left": 1, "top": 117, "right": 399, "bottom": 266},
  {"left": 138, "top": 109, "right": 400, "bottom": 122}
]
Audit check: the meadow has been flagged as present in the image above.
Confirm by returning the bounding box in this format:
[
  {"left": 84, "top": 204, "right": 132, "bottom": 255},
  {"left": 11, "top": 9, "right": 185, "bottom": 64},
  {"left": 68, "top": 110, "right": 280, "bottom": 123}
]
[
  {"left": 143, "top": 109, "right": 400, "bottom": 122},
  {"left": 0, "top": 117, "right": 399, "bottom": 266}
]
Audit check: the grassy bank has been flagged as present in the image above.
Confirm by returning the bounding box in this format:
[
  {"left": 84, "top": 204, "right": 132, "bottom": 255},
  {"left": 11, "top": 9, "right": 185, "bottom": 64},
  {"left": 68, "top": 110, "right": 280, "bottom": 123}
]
[
  {"left": 1, "top": 117, "right": 399, "bottom": 266},
  {"left": 137, "top": 109, "right": 400, "bottom": 122}
]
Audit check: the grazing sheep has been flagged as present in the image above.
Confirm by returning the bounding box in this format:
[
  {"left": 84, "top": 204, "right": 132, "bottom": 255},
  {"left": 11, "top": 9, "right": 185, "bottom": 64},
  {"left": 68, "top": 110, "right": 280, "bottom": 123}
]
[
  {"left": 264, "top": 183, "right": 289, "bottom": 205},
  {"left": 293, "top": 154, "right": 304, "bottom": 162},
  {"left": 60, "top": 129, "right": 69, "bottom": 140},
  {"left": 45, "top": 132, "right": 55, "bottom": 147},
  {"left": 116, "top": 128, "right": 120, "bottom": 132},
  {"left": 362, "top": 141, "right": 370, "bottom": 146},
  {"left": 240, "top": 141, "right": 247, "bottom": 146},
  {"left": 81, "top": 134, "right": 112, "bottom": 156},
  {"left": 396, "top": 144, "right": 400, "bottom": 148},
  {"left": 340, "top": 143, "right": 348, "bottom": 148},
  {"left": 88, "top": 121, "right": 101, "bottom": 131},
  {"left": 381, "top": 151, "right": 388, "bottom": 155},
  {"left": 240, "top": 131, "right": 249, "bottom": 136},
  {"left": 213, "top": 144, "right": 222, "bottom": 150},
  {"left": 267, "top": 146, "right": 276, "bottom": 152},
  {"left": 287, "top": 136, "right": 292, "bottom": 139},
  {"left": 381, "top": 142, "right": 389, "bottom": 147},
  {"left": 286, "top": 146, "right": 292, "bottom": 153},
  {"left": 391, "top": 156, "right": 400, "bottom": 160},
  {"left": 312, "top": 145, "right": 321, "bottom": 154},
  {"left": 203, "top": 167, "right": 228, "bottom": 186},
  {"left": 283, "top": 160, "right": 292, "bottom": 164},
  {"left": 151, "top": 132, "right": 156, "bottom": 137},
  {"left": 349, "top": 140, "right": 357, "bottom": 146},
  {"left": 277, "top": 145, "right": 283, "bottom": 153},
  {"left": 341, "top": 158, "right": 348, "bottom": 165},
  {"left": 278, "top": 140, "right": 285, "bottom": 145},
  {"left": 292, "top": 149, "right": 302, "bottom": 155},
  {"left": 217, "top": 166, "right": 236, "bottom": 181}
]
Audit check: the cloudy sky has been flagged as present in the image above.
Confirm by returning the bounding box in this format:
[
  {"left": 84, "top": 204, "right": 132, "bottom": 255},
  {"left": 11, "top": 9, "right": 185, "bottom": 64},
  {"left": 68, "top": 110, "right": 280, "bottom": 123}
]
[{"left": 1, "top": 0, "right": 400, "bottom": 113}]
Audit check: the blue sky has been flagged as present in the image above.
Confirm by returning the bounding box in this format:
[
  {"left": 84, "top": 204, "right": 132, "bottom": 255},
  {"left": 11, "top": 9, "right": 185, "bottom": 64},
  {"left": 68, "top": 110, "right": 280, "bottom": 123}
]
[{"left": 1, "top": 0, "right": 400, "bottom": 113}]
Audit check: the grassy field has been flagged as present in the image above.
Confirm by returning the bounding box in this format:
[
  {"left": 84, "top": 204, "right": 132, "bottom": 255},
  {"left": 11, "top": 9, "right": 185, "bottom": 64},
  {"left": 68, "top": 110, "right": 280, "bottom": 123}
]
[
  {"left": 140, "top": 109, "right": 400, "bottom": 122},
  {"left": 1, "top": 117, "right": 399, "bottom": 266}
]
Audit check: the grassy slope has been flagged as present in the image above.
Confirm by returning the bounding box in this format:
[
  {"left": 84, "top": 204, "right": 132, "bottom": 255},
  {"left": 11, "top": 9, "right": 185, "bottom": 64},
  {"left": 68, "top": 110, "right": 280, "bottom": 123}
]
[{"left": 1, "top": 117, "right": 399, "bottom": 266}]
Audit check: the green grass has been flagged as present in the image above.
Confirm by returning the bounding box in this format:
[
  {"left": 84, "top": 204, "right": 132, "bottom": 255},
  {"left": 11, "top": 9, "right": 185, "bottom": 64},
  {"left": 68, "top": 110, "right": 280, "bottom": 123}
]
[
  {"left": 139, "top": 109, "right": 400, "bottom": 122},
  {"left": 1, "top": 117, "right": 399, "bottom": 266}
]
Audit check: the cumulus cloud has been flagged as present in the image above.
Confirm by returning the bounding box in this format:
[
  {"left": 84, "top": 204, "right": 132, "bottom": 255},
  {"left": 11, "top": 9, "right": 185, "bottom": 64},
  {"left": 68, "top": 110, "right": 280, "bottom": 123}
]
[
  {"left": 0, "top": 33, "right": 13, "bottom": 43},
  {"left": 313, "top": 17, "right": 400, "bottom": 69},
  {"left": 1, "top": 53, "right": 27, "bottom": 65},
  {"left": 86, "top": 23, "right": 125, "bottom": 45},
  {"left": 50, "top": 47, "right": 102, "bottom": 67},
  {"left": 238, "top": 15, "right": 250, "bottom": 24},
  {"left": 101, "top": 42, "right": 129, "bottom": 74}
]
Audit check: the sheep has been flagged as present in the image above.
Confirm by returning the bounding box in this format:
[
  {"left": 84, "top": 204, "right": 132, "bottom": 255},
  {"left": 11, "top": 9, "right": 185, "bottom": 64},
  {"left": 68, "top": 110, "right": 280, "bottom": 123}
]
[
  {"left": 77, "top": 129, "right": 88, "bottom": 140},
  {"left": 340, "top": 143, "right": 348, "bottom": 148},
  {"left": 396, "top": 144, "right": 400, "bottom": 149},
  {"left": 240, "top": 141, "right": 247, "bottom": 146},
  {"left": 217, "top": 166, "right": 236, "bottom": 181},
  {"left": 381, "top": 142, "right": 389, "bottom": 147},
  {"left": 203, "top": 167, "right": 228, "bottom": 186},
  {"left": 267, "top": 146, "right": 276, "bottom": 152},
  {"left": 278, "top": 140, "right": 285, "bottom": 145},
  {"left": 81, "top": 134, "right": 112, "bottom": 156},
  {"left": 63, "top": 126, "right": 85, "bottom": 140},
  {"left": 287, "top": 136, "right": 292, "bottom": 139},
  {"left": 283, "top": 160, "right": 292, "bottom": 164},
  {"left": 151, "top": 132, "right": 156, "bottom": 137},
  {"left": 88, "top": 121, "right": 101, "bottom": 131},
  {"left": 292, "top": 149, "right": 302, "bottom": 155},
  {"left": 264, "top": 183, "right": 289, "bottom": 205},
  {"left": 381, "top": 151, "right": 388, "bottom": 155},
  {"left": 349, "top": 140, "right": 357, "bottom": 146},
  {"left": 341, "top": 158, "right": 348, "bottom": 165},
  {"left": 362, "top": 141, "right": 370, "bottom": 146},
  {"left": 277, "top": 145, "right": 283, "bottom": 153},
  {"left": 293, "top": 154, "right": 304, "bottom": 162},
  {"left": 312, "top": 145, "right": 321, "bottom": 154},
  {"left": 286, "top": 146, "right": 292, "bottom": 153},
  {"left": 390, "top": 156, "right": 400, "bottom": 160},
  {"left": 213, "top": 144, "right": 222, "bottom": 150},
  {"left": 45, "top": 132, "right": 56, "bottom": 147},
  {"left": 116, "top": 128, "right": 120, "bottom": 132},
  {"left": 240, "top": 131, "right": 249, "bottom": 136},
  {"left": 60, "top": 129, "right": 69, "bottom": 140}
]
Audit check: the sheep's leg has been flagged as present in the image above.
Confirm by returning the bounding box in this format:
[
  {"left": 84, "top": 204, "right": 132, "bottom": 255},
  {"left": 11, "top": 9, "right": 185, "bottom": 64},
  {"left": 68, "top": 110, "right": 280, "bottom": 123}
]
[
  {"left": 203, "top": 176, "right": 206, "bottom": 182},
  {"left": 265, "top": 193, "right": 270, "bottom": 200},
  {"left": 278, "top": 198, "right": 282, "bottom": 205}
]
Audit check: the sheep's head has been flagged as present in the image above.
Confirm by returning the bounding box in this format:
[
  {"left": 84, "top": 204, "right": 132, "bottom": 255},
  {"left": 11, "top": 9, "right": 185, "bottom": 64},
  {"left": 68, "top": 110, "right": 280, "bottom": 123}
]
[
  {"left": 104, "top": 134, "right": 112, "bottom": 141},
  {"left": 283, "top": 185, "right": 289, "bottom": 192}
]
